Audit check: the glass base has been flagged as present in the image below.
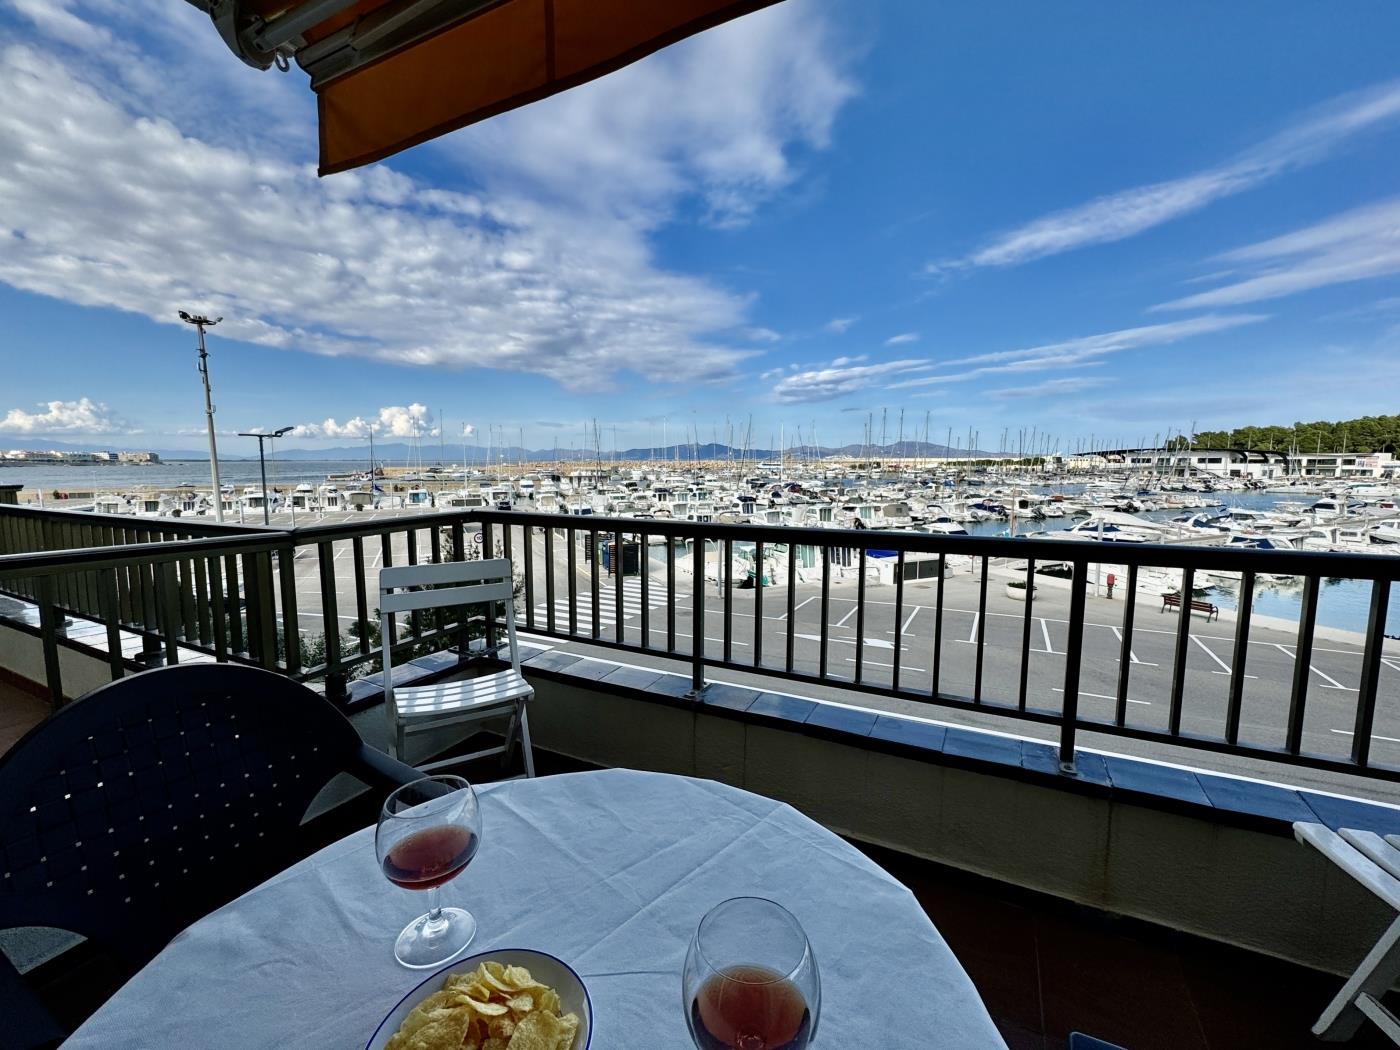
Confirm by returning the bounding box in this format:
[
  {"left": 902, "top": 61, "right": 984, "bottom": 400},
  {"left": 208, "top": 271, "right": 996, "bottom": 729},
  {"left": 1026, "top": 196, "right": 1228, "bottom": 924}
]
[{"left": 394, "top": 907, "right": 477, "bottom": 969}]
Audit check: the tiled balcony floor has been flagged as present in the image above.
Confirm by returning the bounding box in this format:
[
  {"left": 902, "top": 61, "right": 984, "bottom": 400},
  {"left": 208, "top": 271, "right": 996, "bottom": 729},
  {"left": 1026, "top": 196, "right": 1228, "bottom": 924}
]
[
  {"left": 12, "top": 738, "right": 1396, "bottom": 1049},
  {"left": 864, "top": 841, "right": 1395, "bottom": 1049}
]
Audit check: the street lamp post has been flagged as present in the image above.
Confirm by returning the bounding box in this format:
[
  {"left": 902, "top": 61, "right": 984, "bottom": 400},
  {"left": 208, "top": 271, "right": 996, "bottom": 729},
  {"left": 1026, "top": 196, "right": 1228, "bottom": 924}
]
[
  {"left": 179, "top": 311, "right": 225, "bottom": 522},
  {"left": 238, "top": 427, "right": 294, "bottom": 526}
]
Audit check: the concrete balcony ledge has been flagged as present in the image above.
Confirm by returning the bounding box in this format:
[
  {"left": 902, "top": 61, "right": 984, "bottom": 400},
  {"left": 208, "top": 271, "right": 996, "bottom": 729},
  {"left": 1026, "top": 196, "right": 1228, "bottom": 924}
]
[
  {"left": 510, "top": 643, "right": 1400, "bottom": 842},
  {"left": 477, "top": 642, "right": 1400, "bottom": 978}
]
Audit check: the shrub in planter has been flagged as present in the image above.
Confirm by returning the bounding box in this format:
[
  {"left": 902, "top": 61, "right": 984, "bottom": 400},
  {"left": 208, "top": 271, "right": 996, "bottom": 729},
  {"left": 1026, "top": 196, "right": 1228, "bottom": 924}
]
[{"left": 1006, "top": 578, "right": 1035, "bottom": 601}]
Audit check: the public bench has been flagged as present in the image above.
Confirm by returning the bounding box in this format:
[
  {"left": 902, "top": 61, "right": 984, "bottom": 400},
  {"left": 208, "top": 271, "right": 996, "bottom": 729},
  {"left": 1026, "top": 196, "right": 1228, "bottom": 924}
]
[{"left": 1160, "top": 591, "right": 1219, "bottom": 621}]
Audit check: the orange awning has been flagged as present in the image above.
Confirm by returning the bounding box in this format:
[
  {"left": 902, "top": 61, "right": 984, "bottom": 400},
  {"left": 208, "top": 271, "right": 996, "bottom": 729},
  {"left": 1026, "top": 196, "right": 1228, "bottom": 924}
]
[{"left": 189, "top": 0, "right": 784, "bottom": 175}]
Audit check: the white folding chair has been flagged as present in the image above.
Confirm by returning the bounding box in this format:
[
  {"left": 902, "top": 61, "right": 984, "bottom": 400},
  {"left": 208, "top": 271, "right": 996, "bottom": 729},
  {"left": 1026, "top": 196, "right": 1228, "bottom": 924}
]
[
  {"left": 378, "top": 557, "right": 535, "bottom": 778},
  {"left": 1295, "top": 821, "right": 1400, "bottom": 1044}
]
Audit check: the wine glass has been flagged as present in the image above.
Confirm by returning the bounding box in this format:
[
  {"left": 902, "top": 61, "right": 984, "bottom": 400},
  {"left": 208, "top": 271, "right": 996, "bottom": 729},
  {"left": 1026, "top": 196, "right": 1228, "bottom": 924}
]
[
  {"left": 375, "top": 774, "right": 482, "bottom": 968},
  {"left": 683, "top": 897, "right": 821, "bottom": 1050}
]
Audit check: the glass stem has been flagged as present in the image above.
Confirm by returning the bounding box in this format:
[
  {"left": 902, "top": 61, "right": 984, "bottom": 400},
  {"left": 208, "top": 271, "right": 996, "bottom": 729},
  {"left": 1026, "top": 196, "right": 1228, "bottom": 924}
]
[{"left": 426, "top": 885, "right": 443, "bottom": 924}]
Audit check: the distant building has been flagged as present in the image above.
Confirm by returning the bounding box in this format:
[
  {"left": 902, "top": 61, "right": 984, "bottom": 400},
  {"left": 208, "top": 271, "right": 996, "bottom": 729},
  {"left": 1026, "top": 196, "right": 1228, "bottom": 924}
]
[
  {"left": 117, "top": 451, "right": 161, "bottom": 464},
  {"left": 1116, "top": 449, "right": 1288, "bottom": 480},
  {"left": 1287, "top": 451, "right": 1397, "bottom": 480}
]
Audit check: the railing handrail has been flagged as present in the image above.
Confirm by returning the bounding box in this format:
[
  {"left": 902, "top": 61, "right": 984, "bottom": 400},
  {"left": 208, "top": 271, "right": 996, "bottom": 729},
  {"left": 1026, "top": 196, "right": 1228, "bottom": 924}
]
[
  {"left": 0, "top": 502, "right": 282, "bottom": 537},
  {"left": 0, "top": 533, "right": 292, "bottom": 577},
  {"left": 8, "top": 503, "right": 1395, "bottom": 582},
  {"left": 472, "top": 509, "right": 1400, "bottom": 581}
]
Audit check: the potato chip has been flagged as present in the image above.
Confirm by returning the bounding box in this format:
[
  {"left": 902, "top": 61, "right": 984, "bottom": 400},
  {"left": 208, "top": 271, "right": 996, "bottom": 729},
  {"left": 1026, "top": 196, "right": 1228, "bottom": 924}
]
[
  {"left": 384, "top": 1006, "right": 472, "bottom": 1050},
  {"left": 505, "top": 1009, "right": 576, "bottom": 1050},
  {"left": 489, "top": 1014, "right": 517, "bottom": 1040},
  {"left": 503, "top": 965, "right": 544, "bottom": 990},
  {"left": 464, "top": 997, "right": 510, "bottom": 1017},
  {"left": 385, "top": 961, "right": 578, "bottom": 1050}
]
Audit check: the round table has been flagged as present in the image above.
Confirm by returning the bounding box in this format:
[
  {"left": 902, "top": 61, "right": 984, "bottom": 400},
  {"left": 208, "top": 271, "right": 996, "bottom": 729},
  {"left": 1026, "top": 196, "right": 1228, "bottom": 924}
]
[{"left": 63, "top": 769, "right": 1006, "bottom": 1048}]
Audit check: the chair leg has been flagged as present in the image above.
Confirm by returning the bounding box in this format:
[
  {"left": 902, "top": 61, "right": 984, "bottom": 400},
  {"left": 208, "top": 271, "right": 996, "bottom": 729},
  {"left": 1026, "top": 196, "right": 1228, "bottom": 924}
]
[
  {"left": 1314, "top": 912, "right": 1400, "bottom": 1042},
  {"left": 501, "top": 709, "right": 520, "bottom": 773},
  {"left": 518, "top": 704, "right": 536, "bottom": 778}
]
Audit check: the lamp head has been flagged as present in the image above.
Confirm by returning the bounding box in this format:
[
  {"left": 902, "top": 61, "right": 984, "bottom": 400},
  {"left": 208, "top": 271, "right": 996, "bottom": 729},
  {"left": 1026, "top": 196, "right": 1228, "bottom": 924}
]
[{"left": 273, "top": 426, "right": 294, "bottom": 437}]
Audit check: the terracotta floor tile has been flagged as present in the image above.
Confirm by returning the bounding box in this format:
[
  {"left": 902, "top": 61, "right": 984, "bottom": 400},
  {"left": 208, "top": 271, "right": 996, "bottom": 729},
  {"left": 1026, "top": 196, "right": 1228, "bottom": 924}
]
[{"left": 1034, "top": 909, "right": 1207, "bottom": 1050}]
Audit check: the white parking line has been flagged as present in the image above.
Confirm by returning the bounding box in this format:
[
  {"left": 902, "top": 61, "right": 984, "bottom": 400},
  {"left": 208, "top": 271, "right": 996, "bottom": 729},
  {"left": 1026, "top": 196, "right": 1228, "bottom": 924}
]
[
  {"left": 846, "top": 657, "right": 926, "bottom": 673},
  {"left": 1108, "top": 625, "right": 1157, "bottom": 666},
  {"left": 900, "top": 606, "right": 920, "bottom": 634},
  {"left": 1040, "top": 618, "right": 1054, "bottom": 654},
  {"left": 1384, "top": 658, "right": 1400, "bottom": 674},
  {"left": 794, "top": 632, "right": 901, "bottom": 651},
  {"left": 1274, "top": 643, "right": 1353, "bottom": 690},
  {"left": 1191, "top": 635, "right": 1258, "bottom": 679},
  {"left": 778, "top": 595, "right": 817, "bottom": 621},
  {"left": 1052, "top": 687, "right": 1150, "bottom": 705},
  {"left": 834, "top": 604, "right": 858, "bottom": 628},
  {"left": 1331, "top": 728, "right": 1400, "bottom": 744},
  {"left": 965, "top": 613, "right": 979, "bottom": 645}
]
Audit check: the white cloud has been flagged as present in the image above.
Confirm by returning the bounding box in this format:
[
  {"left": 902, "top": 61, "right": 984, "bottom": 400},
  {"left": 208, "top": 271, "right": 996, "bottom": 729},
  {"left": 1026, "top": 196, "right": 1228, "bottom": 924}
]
[
  {"left": 884, "top": 332, "right": 919, "bottom": 346},
  {"left": 290, "top": 404, "right": 438, "bottom": 439},
  {"left": 0, "top": 1, "right": 855, "bottom": 393},
  {"left": 987, "top": 376, "right": 1111, "bottom": 399},
  {"left": 824, "top": 316, "right": 857, "bottom": 333},
  {"left": 1155, "top": 197, "right": 1400, "bottom": 311},
  {"left": 933, "top": 78, "right": 1400, "bottom": 271},
  {"left": 891, "top": 314, "right": 1266, "bottom": 390},
  {"left": 1, "top": 397, "right": 126, "bottom": 434},
  {"left": 771, "top": 357, "right": 931, "bottom": 404},
  {"left": 447, "top": 1, "right": 857, "bottom": 229},
  {"left": 744, "top": 327, "right": 783, "bottom": 343}
]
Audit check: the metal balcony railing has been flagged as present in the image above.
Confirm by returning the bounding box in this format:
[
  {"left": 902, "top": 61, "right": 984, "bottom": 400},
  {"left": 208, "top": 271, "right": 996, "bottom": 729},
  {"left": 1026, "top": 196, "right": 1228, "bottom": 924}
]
[{"left": 1, "top": 504, "right": 1398, "bottom": 783}]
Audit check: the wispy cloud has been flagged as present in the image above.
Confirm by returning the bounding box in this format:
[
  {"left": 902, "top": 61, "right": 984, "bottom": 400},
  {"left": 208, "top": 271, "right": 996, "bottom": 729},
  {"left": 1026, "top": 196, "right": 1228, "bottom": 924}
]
[
  {"left": 1155, "top": 197, "right": 1400, "bottom": 311},
  {"left": 744, "top": 327, "right": 783, "bottom": 343},
  {"left": 824, "top": 316, "right": 858, "bottom": 334},
  {"left": 771, "top": 357, "right": 932, "bottom": 404},
  {"left": 890, "top": 314, "right": 1265, "bottom": 390},
  {"left": 884, "top": 332, "right": 919, "bottom": 346},
  {"left": 987, "top": 376, "right": 1111, "bottom": 399},
  {"left": 931, "top": 79, "right": 1400, "bottom": 272},
  {"left": 1, "top": 396, "right": 128, "bottom": 434}
]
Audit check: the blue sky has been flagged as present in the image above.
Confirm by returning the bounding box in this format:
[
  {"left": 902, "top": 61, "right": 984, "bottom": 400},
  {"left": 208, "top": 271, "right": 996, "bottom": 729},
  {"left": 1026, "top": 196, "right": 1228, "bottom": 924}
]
[{"left": 3, "top": 1, "right": 1400, "bottom": 455}]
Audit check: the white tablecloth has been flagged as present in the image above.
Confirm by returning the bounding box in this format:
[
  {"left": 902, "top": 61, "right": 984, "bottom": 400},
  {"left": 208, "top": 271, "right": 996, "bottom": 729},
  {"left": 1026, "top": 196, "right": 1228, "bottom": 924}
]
[{"left": 64, "top": 769, "right": 1006, "bottom": 1048}]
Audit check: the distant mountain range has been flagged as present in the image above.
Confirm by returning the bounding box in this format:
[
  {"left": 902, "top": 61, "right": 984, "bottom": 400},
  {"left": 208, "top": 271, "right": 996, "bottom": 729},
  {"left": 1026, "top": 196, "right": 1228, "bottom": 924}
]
[
  {"left": 2, "top": 436, "right": 999, "bottom": 463},
  {"left": 234, "top": 439, "right": 1000, "bottom": 463}
]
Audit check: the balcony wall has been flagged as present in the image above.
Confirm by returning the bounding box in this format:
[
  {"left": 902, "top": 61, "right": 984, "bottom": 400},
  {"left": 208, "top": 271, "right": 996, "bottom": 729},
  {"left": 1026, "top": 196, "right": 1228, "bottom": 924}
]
[{"left": 515, "top": 655, "right": 1393, "bottom": 979}]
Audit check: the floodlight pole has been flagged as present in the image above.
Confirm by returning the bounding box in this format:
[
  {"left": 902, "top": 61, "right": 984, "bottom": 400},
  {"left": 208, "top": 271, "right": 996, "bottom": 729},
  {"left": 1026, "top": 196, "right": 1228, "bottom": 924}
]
[
  {"left": 238, "top": 427, "right": 293, "bottom": 526},
  {"left": 180, "top": 312, "right": 225, "bottom": 522}
]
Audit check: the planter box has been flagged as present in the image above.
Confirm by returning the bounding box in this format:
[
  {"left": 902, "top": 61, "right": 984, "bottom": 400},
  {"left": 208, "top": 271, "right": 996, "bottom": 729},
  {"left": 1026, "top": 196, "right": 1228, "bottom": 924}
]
[{"left": 1006, "top": 581, "right": 1036, "bottom": 601}]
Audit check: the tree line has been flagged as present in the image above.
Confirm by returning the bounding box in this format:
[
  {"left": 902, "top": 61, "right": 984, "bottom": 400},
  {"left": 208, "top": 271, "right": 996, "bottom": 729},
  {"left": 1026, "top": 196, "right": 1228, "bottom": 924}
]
[{"left": 1180, "top": 415, "right": 1400, "bottom": 454}]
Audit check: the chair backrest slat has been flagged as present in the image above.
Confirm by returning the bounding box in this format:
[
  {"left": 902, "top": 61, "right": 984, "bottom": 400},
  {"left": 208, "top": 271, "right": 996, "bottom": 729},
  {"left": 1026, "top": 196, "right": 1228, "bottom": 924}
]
[
  {"left": 380, "top": 558, "right": 508, "bottom": 589},
  {"left": 379, "top": 580, "right": 512, "bottom": 614}
]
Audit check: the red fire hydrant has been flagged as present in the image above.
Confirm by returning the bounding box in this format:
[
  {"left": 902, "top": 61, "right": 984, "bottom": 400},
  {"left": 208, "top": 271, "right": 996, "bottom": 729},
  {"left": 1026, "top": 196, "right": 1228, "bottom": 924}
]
[{"left": 1106, "top": 572, "right": 1117, "bottom": 600}]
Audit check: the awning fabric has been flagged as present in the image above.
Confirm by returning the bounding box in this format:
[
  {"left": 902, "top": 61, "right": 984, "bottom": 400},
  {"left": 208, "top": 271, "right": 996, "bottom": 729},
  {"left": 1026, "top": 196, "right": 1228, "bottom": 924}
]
[{"left": 306, "top": 0, "right": 782, "bottom": 175}]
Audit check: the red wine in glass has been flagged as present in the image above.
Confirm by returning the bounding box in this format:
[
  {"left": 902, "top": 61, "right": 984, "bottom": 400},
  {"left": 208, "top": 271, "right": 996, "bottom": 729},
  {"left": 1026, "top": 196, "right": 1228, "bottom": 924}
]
[
  {"left": 689, "top": 966, "right": 812, "bottom": 1050},
  {"left": 381, "top": 825, "right": 478, "bottom": 890}
]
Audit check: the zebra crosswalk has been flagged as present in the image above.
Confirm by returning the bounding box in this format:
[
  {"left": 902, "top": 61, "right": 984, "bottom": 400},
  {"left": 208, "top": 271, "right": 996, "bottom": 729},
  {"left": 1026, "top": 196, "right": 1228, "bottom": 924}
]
[{"left": 526, "top": 577, "right": 688, "bottom": 633}]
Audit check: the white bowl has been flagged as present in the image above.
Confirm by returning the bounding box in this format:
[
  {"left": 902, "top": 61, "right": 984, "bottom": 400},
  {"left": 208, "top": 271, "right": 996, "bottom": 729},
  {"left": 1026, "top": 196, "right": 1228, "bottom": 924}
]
[{"left": 365, "top": 947, "right": 592, "bottom": 1050}]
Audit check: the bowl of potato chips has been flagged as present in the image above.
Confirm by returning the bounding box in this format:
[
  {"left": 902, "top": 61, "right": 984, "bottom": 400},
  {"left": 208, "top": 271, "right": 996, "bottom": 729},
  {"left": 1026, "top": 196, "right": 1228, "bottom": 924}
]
[{"left": 366, "top": 948, "right": 590, "bottom": 1050}]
